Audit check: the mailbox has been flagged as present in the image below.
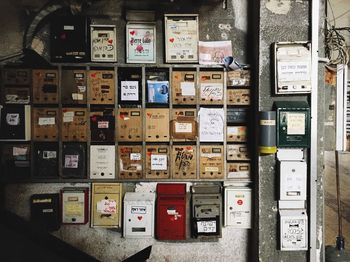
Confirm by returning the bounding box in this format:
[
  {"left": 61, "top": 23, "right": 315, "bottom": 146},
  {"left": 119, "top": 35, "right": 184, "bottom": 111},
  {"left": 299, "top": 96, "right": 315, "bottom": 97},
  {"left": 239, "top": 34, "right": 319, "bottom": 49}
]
[
  {"left": 156, "top": 183, "right": 186, "bottom": 240},
  {"left": 123, "top": 192, "right": 156, "bottom": 238},
  {"left": 191, "top": 184, "right": 222, "bottom": 238}
]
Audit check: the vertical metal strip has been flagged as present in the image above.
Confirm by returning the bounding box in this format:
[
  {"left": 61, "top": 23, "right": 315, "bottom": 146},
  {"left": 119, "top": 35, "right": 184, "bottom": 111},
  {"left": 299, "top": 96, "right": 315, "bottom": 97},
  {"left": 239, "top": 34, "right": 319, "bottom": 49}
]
[
  {"left": 336, "top": 64, "right": 345, "bottom": 151},
  {"left": 310, "top": 0, "right": 319, "bottom": 261}
]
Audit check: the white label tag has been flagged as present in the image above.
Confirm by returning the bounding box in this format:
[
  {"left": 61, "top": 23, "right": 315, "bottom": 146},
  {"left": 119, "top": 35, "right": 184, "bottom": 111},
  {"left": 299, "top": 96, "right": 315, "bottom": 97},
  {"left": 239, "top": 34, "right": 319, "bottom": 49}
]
[
  {"left": 121, "top": 81, "right": 139, "bottom": 101},
  {"left": 72, "top": 93, "right": 84, "bottom": 100},
  {"left": 43, "top": 151, "right": 57, "bottom": 159},
  {"left": 6, "top": 113, "right": 19, "bottom": 125},
  {"left": 175, "top": 122, "right": 193, "bottom": 133},
  {"left": 77, "top": 86, "right": 86, "bottom": 92},
  {"left": 287, "top": 113, "right": 305, "bottom": 135},
  {"left": 151, "top": 154, "right": 167, "bottom": 170},
  {"left": 63, "top": 111, "right": 74, "bottom": 117},
  {"left": 97, "top": 199, "right": 117, "bottom": 214},
  {"left": 131, "top": 206, "right": 146, "bottom": 214},
  {"left": 130, "top": 153, "right": 141, "bottom": 161},
  {"left": 98, "top": 121, "right": 109, "bottom": 129},
  {"left": 38, "top": 117, "right": 55, "bottom": 126},
  {"left": 200, "top": 83, "right": 223, "bottom": 100},
  {"left": 13, "top": 147, "right": 28, "bottom": 156},
  {"left": 197, "top": 220, "right": 216, "bottom": 233},
  {"left": 63, "top": 116, "right": 74, "bottom": 123},
  {"left": 64, "top": 25, "right": 74, "bottom": 30},
  {"left": 64, "top": 155, "right": 79, "bottom": 168},
  {"left": 180, "top": 82, "right": 195, "bottom": 96}
]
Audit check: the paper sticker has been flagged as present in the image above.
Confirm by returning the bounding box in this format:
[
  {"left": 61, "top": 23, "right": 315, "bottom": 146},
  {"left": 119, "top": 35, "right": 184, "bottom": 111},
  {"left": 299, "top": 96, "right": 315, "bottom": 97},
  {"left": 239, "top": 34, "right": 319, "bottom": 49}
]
[
  {"left": 130, "top": 153, "right": 141, "bottom": 161},
  {"left": 64, "top": 155, "right": 79, "bottom": 168},
  {"left": 98, "top": 121, "right": 109, "bottom": 129},
  {"left": 97, "top": 199, "right": 117, "bottom": 214},
  {"left": 6, "top": 113, "right": 19, "bottom": 125},
  {"left": 147, "top": 81, "right": 169, "bottom": 103},
  {"left": 205, "top": 166, "right": 219, "bottom": 172},
  {"left": 175, "top": 122, "right": 192, "bottom": 133},
  {"left": 200, "top": 83, "right": 223, "bottom": 100},
  {"left": 199, "top": 108, "right": 224, "bottom": 142},
  {"left": 43, "top": 151, "right": 57, "bottom": 159},
  {"left": 72, "top": 93, "right": 84, "bottom": 100},
  {"left": 151, "top": 154, "right": 167, "bottom": 170},
  {"left": 13, "top": 147, "right": 28, "bottom": 156},
  {"left": 227, "top": 126, "right": 239, "bottom": 135},
  {"left": 64, "top": 202, "right": 83, "bottom": 216},
  {"left": 38, "top": 117, "right": 55, "bottom": 126},
  {"left": 287, "top": 113, "right": 305, "bottom": 135},
  {"left": 198, "top": 41, "right": 232, "bottom": 65},
  {"left": 197, "top": 220, "right": 216, "bottom": 233},
  {"left": 77, "top": 85, "right": 86, "bottom": 92},
  {"left": 63, "top": 116, "right": 74, "bottom": 123},
  {"left": 121, "top": 81, "right": 139, "bottom": 101},
  {"left": 278, "top": 61, "right": 311, "bottom": 82},
  {"left": 131, "top": 206, "right": 146, "bottom": 214},
  {"left": 180, "top": 82, "right": 195, "bottom": 96},
  {"left": 167, "top": 209, "right": 178, "bottom": 215},
  {"left": 127, "top": 25, "right": 156, "bottom": 63}
]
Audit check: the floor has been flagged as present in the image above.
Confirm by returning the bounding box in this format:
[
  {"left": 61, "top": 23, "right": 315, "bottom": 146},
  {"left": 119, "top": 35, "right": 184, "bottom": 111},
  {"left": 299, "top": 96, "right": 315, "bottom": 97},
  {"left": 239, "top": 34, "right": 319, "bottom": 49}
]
[{"left": 324, "top": 151, "right": 350, "bottom": 249}]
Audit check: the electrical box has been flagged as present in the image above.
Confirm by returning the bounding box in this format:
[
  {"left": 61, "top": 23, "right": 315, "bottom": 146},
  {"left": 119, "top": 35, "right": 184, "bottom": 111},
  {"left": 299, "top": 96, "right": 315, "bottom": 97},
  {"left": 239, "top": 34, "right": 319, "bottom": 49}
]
[
  {"left": 191, "top": 184, "right": 222, "bottom": 238},
  {"left": 274, "top": 42, "right": 311, "bottom": 94},
  {"left": 61, "top": 187, "right": 89, "bottom": 225},
  {"left": 91, "top": 183, "right": 122, "bottom": 228},
  {"left": 279, "top": 209, "right": 308, "bottom": 251},
  {"left": 275, "top": 101, "right": 310, "bottom": 148},
  {"left": 279, "top": 161, "right": 307, "bottom": 201},
  {"left": 156, "top": 183, "right": 186, "bottom": 240},
  {"left": 123, "top": 192, "right": 156, "bottom": 238},
  {"left": 224, "top": 186, "right": 252, "bottom": 228},
  {"left": 90, "top": 145, "right": 115, "bottom": 179},
  {"left": 90, "top": 24, "right": 117, "bottom": 62}
]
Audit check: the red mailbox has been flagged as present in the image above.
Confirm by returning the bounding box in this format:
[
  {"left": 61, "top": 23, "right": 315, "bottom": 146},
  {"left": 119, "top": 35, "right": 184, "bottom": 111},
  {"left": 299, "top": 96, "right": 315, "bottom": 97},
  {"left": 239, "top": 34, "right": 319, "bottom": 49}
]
[{"left": 156, "top": 183, "right": 186, "bottom": 240}]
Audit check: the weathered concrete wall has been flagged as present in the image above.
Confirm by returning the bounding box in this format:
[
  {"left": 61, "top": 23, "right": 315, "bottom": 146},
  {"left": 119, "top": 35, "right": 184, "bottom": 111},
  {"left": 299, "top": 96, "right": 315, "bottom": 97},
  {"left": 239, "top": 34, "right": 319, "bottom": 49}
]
[{"left": 255, "top": 0, "right": 325, "bottom": 261}]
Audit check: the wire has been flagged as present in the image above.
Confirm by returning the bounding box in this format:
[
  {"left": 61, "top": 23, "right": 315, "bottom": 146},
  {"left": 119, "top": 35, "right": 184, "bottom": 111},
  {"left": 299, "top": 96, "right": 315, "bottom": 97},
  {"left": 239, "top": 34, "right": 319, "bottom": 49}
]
[
  {"left": 327, "top": 0, "right": 336, "bottom": 27},
  {"left": 325, "top": 26, "right": 350, "bottom": 68}
]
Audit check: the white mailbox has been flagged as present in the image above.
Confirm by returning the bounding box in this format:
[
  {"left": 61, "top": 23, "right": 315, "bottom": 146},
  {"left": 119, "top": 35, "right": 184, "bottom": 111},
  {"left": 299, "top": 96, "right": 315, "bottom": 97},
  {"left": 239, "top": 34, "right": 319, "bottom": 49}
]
[
  {"left": 123, "top": 192, "right": 156, "bottom": 238},
  {"left": 224, "top": 186, "right": 252, "bottom": 228},
  {"left": 90, "top": 145, "right": 115, "bottom": 179},
  {"left": 280, "top": 209, "right": 308, "bottom": 251},
  {"left": 279, "top": 161, "right": 307, "bottom": 201}
]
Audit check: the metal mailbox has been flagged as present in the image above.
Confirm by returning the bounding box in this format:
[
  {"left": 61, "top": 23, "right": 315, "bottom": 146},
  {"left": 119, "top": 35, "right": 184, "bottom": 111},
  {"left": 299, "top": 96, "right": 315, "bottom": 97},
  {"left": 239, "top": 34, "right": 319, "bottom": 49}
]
[
  {"left": 156, "top": 183, "right": 186, "bottom": 240},
  {"left": 123, "top": 192, "right": 156, "bottom": 238},
  {"left": 191, "top": 184, "right": 222, "bottom": 238}
]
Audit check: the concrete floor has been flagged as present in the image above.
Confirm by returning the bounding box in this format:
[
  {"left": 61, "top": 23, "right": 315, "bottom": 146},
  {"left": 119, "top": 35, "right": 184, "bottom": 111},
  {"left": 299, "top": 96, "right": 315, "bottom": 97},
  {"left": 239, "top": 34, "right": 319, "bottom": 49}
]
[{"left": 324, "top": 151, "right": 350, "bottom": 249}]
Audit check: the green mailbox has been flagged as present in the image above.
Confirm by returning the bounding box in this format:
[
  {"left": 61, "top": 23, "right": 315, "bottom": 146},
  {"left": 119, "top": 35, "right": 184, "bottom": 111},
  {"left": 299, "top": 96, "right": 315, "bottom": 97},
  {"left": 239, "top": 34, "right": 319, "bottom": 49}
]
[{"left": 275, "top": 101, "right": 310, "bottom": 148}]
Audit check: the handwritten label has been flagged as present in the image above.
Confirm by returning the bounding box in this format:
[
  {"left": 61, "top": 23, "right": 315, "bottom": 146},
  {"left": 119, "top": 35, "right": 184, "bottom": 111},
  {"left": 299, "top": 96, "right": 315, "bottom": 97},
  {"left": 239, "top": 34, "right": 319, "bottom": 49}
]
[
  {"left": 6, "top": 113, "right": 19, "bottom": 125},
  {"left": 175, "top": 122, "right": 192, "bottom": 133},
  {"left": 151, "top": 154, "right": 167, "bottom": 171},
  {"left": 175, "top": 148, "right": 194, "bottom": 171},
  {"left": 199, "top": 108, "right": 224, "bottom": 142},
  {"left": 98, "top": 121, "right": 109, "bottom": 129},
  {"left": 38, "top": 117, "right": 55, "bottom": 126},
  {"left": 121, "top": 81, "right": 139, "bottom": 101},
  {"left": 197, "top": 220, "right": 216, "bottom": 233},
  {"left": 287, "top": 113, "right": 305, "bottom": 135},
  {"left": 200, "top": 83, "right": 223, "bottom": 100},
  {"left": 130, "top": 153, "right": 141, "bottom": 161},
  {"left": 97, "top": 199, "right": 117, "bottom": 214},
  {"left": 180, "top": 82, "right": 195, "bottom": 96},
  {"left": 64, "top": 155, "right": 79, "bottom": 168},
  {"left": 278, "top": 61, "right": 311, "bottom": 82}
]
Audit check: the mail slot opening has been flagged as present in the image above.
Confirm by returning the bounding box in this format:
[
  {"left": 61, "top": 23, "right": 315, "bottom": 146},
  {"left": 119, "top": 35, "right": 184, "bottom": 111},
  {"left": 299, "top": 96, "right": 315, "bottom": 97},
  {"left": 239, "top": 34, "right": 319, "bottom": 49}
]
[
  {"left": 132, "top": 227, "right": 146, "bottom": 232},
  {"left": 101, "top": 172, "right": 104, "bottom": 176}
]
